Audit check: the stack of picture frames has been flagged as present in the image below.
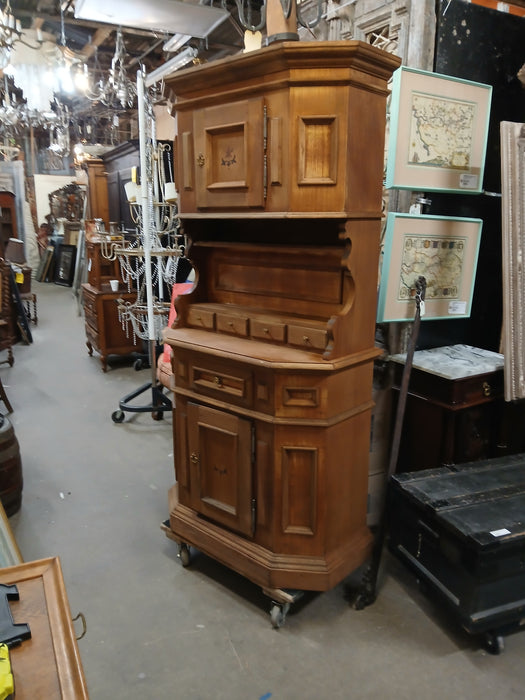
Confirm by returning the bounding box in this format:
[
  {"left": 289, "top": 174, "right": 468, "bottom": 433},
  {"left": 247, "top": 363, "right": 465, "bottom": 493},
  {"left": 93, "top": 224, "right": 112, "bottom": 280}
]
[
  {"left": 500, "top": 121, "right": 525, "bottom": 401},
  {"left": 377, "top": 66, "right": 492, "bottom": 324}
]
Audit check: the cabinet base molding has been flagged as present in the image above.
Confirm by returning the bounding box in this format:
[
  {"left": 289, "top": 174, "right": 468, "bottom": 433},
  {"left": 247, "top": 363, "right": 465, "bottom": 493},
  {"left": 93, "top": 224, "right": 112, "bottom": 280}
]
[{"left": 164, "top": 485, "right": 372, "bottom": 592}]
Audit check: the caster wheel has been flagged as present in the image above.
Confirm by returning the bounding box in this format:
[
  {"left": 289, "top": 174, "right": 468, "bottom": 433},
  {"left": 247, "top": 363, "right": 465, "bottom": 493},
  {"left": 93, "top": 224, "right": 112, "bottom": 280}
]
[
  {"left": 133, "top": 359, "right": 144, "bottom": 371},
  {"left": 270, "top": 602, "right": 290, "bottom": 629},
  {"left": 178, "top": 544, "right": 191, "bottom": 567},
  {"left": 111, "top": 410, "right": 125, "bottom": 423},
  {"left": 152, "top": 411, "right": 164, "bottom": 421},
  {"left": 484, "top": 632, "right": 504, "bottom": 655}
]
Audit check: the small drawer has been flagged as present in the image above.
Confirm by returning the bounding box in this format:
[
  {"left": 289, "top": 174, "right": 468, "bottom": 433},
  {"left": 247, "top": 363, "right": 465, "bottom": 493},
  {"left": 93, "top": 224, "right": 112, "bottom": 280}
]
[
  {"left": 84, "top": 307, "right": 98, "bottom": 329},
  {"left": 83, "top": 296, "right": 96, "bottom": 315},
  {"left": 190, "top": 360, "right": 252, "bottom": 406},
  {"left": 251, "top": 318, "right": 286, "bottom": 343},
  {"left": 188, "top": 306, "right": 215, "bottom": 330},
  {"left": 216, "top": 312, "right": 249, "bottom": 337},
  {"left": 287, "top": 323, "right": 327, "bottom": 351},
  {"left": 85, "top": 323, "right": 99, "bottom": 349}
]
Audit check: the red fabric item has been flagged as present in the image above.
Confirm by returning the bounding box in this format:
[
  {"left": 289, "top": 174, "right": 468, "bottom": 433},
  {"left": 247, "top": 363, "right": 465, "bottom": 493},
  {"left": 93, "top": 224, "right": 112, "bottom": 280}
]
[{"left": 162, "top": 282, "right": 193, "bottom": 363}]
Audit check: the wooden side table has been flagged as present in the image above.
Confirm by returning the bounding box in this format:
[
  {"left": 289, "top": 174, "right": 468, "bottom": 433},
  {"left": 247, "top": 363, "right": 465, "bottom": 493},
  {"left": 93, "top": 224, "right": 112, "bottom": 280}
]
[
  {"left": 0, "top": 557, "right": 88, "bottom": 699},
  {"left": 390, "top": 344, "right": 505, "bottom": 472}
]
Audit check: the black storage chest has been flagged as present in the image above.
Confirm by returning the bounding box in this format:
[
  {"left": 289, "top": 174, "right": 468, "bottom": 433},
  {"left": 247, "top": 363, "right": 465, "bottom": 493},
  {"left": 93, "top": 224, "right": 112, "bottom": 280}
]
[{"left": 387, "top": 453, "right": 525, "bottom": 652}]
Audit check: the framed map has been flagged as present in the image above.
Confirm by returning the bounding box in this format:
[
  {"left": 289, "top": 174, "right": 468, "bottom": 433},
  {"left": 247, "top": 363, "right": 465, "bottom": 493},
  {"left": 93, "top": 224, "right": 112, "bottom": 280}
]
[
  {"left": 377, "top": 213, "right": 483, "bottom": 322},
  {"left": 385, "top": 67, "right": 492, "bottom": 193}
]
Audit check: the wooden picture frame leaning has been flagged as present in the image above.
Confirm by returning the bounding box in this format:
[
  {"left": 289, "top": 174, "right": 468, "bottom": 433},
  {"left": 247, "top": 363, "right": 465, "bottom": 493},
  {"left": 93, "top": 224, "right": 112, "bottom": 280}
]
[
  {"left": 377, "top": 213, "right": 483, "bottom": 323},
  {"left": 386, "top": 67, "right": 492, "bottom": 193},
  {"left": 500, "top": 121, "right": 525, "bottom": 401}
]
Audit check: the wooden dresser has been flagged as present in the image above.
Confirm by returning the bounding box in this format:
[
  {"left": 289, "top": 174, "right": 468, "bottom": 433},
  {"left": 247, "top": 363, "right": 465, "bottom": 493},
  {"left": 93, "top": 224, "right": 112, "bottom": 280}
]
[
  {"left": 82, "top": 235, "right": 138, "bottom": 371},
  {"left": 163, "top": 41, "right": 400, "bottom": 613}
]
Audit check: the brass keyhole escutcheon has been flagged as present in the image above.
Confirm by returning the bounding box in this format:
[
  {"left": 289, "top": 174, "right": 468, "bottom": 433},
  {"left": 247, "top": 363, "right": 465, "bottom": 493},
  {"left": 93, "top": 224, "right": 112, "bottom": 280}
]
[
  {"left": 214, "top": 376, "right": 223, "bottom": 388},
  {"left": 190, "top": 452, "right": 199, "bottom": 464},
  {"left": 197, "top": 153, "right": 205, "bottom": 167},
  {"left": 482, "top": 381, "right": 491, "bottom": 397}
]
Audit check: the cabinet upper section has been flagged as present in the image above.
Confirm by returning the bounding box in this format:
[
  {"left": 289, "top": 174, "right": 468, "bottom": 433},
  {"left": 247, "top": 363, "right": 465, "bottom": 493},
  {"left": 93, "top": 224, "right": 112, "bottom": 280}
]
[{"left": 166, "top": 41, "right": 401, "bottom": 218}]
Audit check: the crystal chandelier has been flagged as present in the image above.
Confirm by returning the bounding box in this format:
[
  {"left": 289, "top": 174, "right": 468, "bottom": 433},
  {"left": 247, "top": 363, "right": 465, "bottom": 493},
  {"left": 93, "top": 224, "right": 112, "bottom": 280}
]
[
  {"left": 0, "top": 0, "right": 43, "bottom": 69},
  {"left": 86, "top": 28, "right": 137, "bottom": 109}
]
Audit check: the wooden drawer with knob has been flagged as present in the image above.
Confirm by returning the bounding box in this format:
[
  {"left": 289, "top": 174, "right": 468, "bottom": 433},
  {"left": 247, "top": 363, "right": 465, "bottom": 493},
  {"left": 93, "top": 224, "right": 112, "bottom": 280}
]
[
  {"left": 175, "top": 350, "right": 253, "bottom": 409},
  {"left": 216, "top": 310, "right": 249, "bottom": 337},
  {"left": 287, "top": 321, "right": 328, "bottom": 352},
  {"left": 188, "top": 306, "right": 215, "bottom": 330},
  {"left": 251, "top": 317, "right": 286, "bottom": 344}
]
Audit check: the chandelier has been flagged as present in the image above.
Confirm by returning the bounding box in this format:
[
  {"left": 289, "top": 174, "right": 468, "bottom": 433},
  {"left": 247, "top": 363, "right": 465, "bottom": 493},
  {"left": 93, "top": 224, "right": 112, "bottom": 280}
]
[
  {"left": 86, "top": 28, "right": 136, "bottom": 110},
  {"left": 0, "top": 0, "right": 44, "bottom": 69}
]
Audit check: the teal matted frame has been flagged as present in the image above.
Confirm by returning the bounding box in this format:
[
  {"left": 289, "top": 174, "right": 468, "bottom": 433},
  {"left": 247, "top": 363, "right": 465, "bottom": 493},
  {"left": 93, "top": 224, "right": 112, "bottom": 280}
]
[
  {"left": 385, "top": 66, "right": 492, "bottom": 194},
  {"left": 377, "top": 213, "right": 483, "bottom": 323}
]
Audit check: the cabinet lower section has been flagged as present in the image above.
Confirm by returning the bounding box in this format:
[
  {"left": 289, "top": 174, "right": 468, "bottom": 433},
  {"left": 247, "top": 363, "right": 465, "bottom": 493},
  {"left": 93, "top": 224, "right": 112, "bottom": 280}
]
[
  {"left": 166, "top": 347, "right": 376, "bottom": 592},
  {"left": 167, "top": 484, "right": 373, "bottom": 591}
]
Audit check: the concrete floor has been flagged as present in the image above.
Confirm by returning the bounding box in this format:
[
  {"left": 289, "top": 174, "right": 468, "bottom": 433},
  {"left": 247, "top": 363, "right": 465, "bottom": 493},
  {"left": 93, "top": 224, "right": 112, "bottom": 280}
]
[{"left": 3, "top": 280, "right": 525, "bottom": 699}]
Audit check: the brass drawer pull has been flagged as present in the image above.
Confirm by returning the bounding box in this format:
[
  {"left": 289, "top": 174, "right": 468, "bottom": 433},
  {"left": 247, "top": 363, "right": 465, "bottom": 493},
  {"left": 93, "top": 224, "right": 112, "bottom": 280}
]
[
  {"left": 214, "top": 376, "right": 223, "bottom": 387},
  {"left": 482, "top": 381, "right": 491, "bottom": 397},
  {"left": 197, "top": 153, "right": 205, "bottom": 167},
  {"left": 190, "top": 452, "right": 199, "bottom": 464},
  {"left": 303, "top": 335, "right": 310, "bottom": 344}
]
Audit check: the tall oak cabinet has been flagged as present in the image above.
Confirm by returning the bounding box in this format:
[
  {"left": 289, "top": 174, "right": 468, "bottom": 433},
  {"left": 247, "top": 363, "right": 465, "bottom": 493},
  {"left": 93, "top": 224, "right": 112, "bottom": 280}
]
[{"left": 163, "top": 41, "right": 400, "bottom": 619}]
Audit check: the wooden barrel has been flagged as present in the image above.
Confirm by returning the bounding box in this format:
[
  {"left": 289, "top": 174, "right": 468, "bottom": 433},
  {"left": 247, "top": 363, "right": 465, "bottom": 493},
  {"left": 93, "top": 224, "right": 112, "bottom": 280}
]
[{"left": 0, "top": 415, "right": 23, "bottom": 516}]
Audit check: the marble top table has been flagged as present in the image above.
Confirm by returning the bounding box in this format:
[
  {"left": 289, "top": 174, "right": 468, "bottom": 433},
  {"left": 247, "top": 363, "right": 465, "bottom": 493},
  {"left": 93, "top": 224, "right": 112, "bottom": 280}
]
[{"left": 389, "top": 344, "right": 504, "bottom": 381}]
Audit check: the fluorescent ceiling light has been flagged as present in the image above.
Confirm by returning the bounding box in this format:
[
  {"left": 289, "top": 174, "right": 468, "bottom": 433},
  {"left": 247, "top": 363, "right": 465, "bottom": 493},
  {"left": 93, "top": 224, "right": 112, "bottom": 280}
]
[
  {"left": 163, "top": 33, "right": 191, "bottom": 53},
  {"left": 75, "top": 0, "right": 229, "bottom": 39},
  {"left": 145, "top": 46, "right": 197, "bottom": 86}
]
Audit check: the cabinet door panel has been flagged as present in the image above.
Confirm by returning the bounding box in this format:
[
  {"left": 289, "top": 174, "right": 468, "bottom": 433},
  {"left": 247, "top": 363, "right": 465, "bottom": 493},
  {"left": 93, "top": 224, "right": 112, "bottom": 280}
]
[
  {"left": 193, "top": 98, "right": 265, "bottom": 209},
  {"left": 188, "top": 403, "right": 253, "bottom": 536}
]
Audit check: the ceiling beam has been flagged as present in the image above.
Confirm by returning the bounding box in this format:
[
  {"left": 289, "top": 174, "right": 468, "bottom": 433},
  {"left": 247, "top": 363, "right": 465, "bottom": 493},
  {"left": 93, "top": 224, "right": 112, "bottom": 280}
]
[{"left": 80, "top": 26, "right": 114, "bottom": 59}]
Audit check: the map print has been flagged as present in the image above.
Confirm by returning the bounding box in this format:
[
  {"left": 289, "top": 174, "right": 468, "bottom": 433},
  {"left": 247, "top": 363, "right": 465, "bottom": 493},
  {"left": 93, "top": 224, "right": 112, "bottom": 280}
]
[
  {"left": 398, "top": 235, "right": 466, "bottom": 302},
  {"left": 408, "top": 91, "right": 476, "bottom": 169}
]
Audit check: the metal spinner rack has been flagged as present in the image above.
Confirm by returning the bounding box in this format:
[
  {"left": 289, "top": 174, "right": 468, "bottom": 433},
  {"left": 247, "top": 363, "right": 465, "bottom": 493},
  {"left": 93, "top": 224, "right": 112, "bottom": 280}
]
[{"left": 107, "top": 69, "right": 187, "bottom": 422}]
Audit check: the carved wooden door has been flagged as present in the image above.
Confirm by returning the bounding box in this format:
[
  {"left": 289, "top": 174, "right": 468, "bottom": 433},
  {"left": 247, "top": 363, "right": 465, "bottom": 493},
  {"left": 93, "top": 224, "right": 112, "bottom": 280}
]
[
  {"left": 187, "top": 402, "right": 253, "bottom": 537},
  {"left": 192, "top": 97, "right": 265, "bottom": 209}
]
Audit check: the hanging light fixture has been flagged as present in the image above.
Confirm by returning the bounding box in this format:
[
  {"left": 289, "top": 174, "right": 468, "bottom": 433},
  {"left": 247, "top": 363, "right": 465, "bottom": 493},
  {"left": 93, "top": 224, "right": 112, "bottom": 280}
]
[
  {"left": 85, "top": 28, "right": 137, "bottom": 109},
  {"left": 0, "top": 0, "right": 43, "bottom": 70}
]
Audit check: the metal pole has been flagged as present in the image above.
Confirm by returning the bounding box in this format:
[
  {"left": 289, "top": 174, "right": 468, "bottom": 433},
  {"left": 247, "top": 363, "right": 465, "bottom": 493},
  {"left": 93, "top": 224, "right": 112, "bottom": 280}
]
[{"left": 136, "top": 69, "right": 156, "bottom": 347}]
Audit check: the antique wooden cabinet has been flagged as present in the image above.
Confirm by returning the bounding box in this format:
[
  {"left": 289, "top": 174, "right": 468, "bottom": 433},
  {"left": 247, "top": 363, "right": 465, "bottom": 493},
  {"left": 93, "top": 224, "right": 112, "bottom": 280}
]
[
  {"left": 82, "top": 282, "right": 138, "bottom": 372},
  {"left": 0, "top": 191, "right": 17, "bottom": 259},
  {"left": 163, "top": 41, "right": 400, "bottom": 619},
  {"left": 86, "top": 160, "right": 110, "bottom": 228}
]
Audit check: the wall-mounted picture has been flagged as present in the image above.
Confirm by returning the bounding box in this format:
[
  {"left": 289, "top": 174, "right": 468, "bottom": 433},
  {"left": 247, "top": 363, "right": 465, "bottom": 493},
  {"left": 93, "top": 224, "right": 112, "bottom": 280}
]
[
  {"left": 385, "top": 67, "right": 492, "bottom": 193},
  {"left": 54, "top": 244, "right": 77, "bottom": 287},
  {"left": 377, "top": 213, "right": 483, "bottom": 323}
]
